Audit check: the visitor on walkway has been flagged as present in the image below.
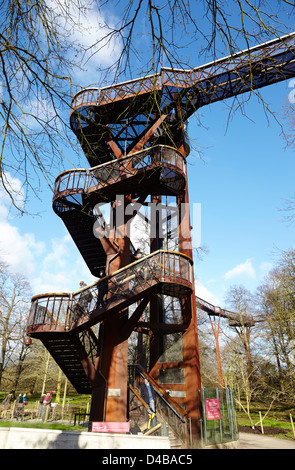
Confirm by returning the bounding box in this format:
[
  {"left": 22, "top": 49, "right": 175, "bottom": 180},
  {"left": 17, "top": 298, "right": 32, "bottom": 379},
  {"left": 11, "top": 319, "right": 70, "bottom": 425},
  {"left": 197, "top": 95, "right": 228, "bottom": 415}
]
[
  {"left": 75, "top": 281, "right": 93, "bottom": 313},
  {"left": 140, "top": 378, "right": 157, "bottom": 428},
  {"left": 141, "top": 378, "right": 156, "bottom": 414}
]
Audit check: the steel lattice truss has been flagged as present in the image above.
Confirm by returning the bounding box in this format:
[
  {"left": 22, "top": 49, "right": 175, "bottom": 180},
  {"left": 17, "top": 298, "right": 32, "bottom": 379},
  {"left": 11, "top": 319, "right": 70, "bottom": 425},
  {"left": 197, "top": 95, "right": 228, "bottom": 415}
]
[
  {"left": 195, "top": 296, "right": 264, "bottom": 328},
  {"left": 70, "top": 33, "right": 295, "bottom": 163},
  {"left": 26, "top": 31, "right": 295, "bottom": 437}
]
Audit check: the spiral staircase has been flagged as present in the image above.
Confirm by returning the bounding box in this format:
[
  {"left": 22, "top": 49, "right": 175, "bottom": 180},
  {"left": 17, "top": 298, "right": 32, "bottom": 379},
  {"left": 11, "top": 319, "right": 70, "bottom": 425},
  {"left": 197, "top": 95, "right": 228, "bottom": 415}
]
[
  {"left": 27, "top": 87, "right": 196, "bottom": 439},
  {"left": 26, "top": 32, "right": 295, "bottom": 447}
]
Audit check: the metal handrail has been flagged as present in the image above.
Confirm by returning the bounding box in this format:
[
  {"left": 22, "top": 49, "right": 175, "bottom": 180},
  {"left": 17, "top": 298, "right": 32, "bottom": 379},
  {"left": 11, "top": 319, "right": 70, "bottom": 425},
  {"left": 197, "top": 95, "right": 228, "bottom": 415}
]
[
  {"left": 129, "top": 364, "right": 187, "bottom": 420},
  {"left": 70, "top": 32, "right": 295, "bottom": 112},
  {"left": 52, "top": 145, "right": 186, "bottom": 204},
  {"left": 28, "top": 250, "right": 193, "bottom": 332},
  {"left": 128, "top": 364, "right": 189, "bottom": 446},
  {"left": 196, "top": 295, "right": 257, "bottom": 326}
]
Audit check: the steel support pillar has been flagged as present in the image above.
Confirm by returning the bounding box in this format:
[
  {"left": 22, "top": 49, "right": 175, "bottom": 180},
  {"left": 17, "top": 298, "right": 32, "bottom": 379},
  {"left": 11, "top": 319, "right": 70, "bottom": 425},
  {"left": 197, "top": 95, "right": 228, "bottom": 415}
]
[
  {"left": 148, "top": 136, "right": 202, "bottom": 447},
  {"left": 89, "top": 195, "right": 130, "bottom": 423}
]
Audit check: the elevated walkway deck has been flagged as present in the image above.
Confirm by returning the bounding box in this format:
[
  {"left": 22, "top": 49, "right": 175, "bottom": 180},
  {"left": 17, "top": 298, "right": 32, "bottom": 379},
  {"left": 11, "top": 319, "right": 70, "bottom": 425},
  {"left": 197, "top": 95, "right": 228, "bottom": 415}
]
[{"left": 27, "top": 250, "right": 193, "bottom": 395}]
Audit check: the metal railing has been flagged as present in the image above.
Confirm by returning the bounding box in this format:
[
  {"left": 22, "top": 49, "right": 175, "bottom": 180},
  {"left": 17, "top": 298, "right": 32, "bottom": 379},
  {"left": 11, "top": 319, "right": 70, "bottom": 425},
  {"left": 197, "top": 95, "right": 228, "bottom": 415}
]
[
  {"left": 70, "top": 32, "right": 295, "bottom": 112},
  {"left": 27, "top": 293, "right": 71, "bottom": 329},
  {"left": 128, "top": 364, "right": 189, "bottom": 446},
  {"left": 27, "top": 250, "right": 193, "bottom": 333},
  {"left": 53, "top": 169, "right": 88, "bottom": 198},
  {"left": 71, "top": 87, "right": 100, "bottom": 108},
  {"left": 53, "top": 145, "right": 186, "bottom": 203},
  {"left": 196, "top": 295, "right": 257, "bottom": 327}
]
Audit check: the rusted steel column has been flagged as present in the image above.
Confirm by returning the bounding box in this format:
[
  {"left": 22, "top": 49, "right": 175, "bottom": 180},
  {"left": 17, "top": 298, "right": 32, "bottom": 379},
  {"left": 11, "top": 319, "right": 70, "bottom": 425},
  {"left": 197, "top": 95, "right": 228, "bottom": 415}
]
[
  {"left": 149, "top": 195, "right": 163, "bottom": 374},
  {"left": 148, "top": 132, "right": 202, "bottom": 446},
  {"left": 177, "top": 163, "right": 202, "bottom": 447},
  {"left": 90, "top": 195, "right": 130, "bottom": 424},
  {"left": 209, "top": 314, "right": 224, "bottom": 387}
]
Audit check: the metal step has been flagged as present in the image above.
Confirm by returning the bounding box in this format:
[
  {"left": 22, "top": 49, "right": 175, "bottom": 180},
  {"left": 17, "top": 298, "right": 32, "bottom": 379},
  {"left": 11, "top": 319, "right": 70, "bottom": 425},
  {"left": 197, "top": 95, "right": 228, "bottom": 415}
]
[
  {"left": 41, "top": 336, "right": 93, "bottom": 394},
  {"left": 58, "top": 209, "right": 107, "bottom": 278}
]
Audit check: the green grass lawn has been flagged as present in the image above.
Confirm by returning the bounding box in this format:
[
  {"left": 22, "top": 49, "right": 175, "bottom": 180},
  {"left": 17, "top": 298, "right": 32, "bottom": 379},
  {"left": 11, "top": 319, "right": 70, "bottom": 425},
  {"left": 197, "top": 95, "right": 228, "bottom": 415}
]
[
  {"left": 1, "top": 393, "right": 295, "bottom": 440},
  {"left": 0, "top": 421, "right": 86, "bottom": 432},
  {"left": 0, "top": 392, "right": 91, "bottom": 432},
  {"left": 236, "top": 400, "right": 295, "bottom": 440}
]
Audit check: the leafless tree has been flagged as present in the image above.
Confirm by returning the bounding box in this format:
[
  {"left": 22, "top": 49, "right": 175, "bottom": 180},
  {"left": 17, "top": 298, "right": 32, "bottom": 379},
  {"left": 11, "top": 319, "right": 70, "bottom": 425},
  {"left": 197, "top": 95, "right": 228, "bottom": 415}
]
[
  {"left": 96, "top": 0, "right": 295, "bottom": 79},
  {"left": 0, "top": 0, "right": 120, "bottom": 210},
  {"left": 0, "top": 261, "right": 31, "bottom": 387},
  {"left": 1, "top": 0, "right": 295, "bottom": 211},
  {"left": 256, "top": 249, "right": 295, "bottom": 397}
]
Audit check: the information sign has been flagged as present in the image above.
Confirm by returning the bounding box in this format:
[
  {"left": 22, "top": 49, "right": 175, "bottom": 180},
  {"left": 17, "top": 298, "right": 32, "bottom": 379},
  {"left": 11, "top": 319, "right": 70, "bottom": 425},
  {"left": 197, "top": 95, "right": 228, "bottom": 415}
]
[{"left": 205, "top": 398, "right": 221, "bottom": 420}]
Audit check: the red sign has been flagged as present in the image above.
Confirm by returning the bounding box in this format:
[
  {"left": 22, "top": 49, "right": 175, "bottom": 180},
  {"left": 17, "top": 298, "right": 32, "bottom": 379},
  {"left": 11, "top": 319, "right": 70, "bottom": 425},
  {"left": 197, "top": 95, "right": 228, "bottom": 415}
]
[
  {"left": 205, "top": 398, "right": 221, "bottom": 420},
  {"left": 92, "top": 422, "right": 130, "bottom": 433}
]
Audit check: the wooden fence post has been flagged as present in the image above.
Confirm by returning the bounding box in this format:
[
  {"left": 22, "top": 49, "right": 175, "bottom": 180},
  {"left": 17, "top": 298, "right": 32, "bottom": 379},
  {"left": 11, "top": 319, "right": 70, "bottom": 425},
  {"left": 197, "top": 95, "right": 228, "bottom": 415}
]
[
  {"left": 11, "top": 401, "right": 16, "bottom": 420},
  {"left": 44, "top": 404, "right": 50, "bottom": 423},
  {"left": 290, "top": 413, "right": 295, "bottom": 438},
  {"left": 259, "top": 411, "right": 264, "bottom": 434}
]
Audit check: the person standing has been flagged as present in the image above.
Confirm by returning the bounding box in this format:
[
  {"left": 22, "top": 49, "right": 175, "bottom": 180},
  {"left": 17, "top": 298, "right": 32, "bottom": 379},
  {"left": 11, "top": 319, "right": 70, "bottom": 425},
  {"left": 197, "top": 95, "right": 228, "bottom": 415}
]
[
  {"left": 140, "top": 378, "right": 157, "bottom": 429},
  {"left": 22, "top": 393, "right": 27, "bottom": 406},
  {"left": 140, "top": 378, "right": 156, "bottom": 413},
  {"left": 42, "top": 392, "right": 53, "bottom": 421},
  {"left": 76, "top": 281, "right": 93, "bottom": 313}
]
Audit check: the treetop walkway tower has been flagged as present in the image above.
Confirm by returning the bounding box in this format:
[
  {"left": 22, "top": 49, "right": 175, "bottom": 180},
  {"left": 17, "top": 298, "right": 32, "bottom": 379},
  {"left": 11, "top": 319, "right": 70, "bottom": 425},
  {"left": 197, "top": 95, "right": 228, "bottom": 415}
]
[{"left": 27, "top": 32, "right": 295, "bottom": 447}]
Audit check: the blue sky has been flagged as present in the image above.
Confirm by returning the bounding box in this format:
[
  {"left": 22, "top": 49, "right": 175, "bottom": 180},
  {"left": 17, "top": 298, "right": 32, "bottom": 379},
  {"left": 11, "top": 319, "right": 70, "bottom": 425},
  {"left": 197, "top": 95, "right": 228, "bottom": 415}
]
[
  {"left": 0, "top": 1, "right": 294, "bottom": 310},
  {"left": 190, "top": 80, "right": 295, "bottom": 305}
]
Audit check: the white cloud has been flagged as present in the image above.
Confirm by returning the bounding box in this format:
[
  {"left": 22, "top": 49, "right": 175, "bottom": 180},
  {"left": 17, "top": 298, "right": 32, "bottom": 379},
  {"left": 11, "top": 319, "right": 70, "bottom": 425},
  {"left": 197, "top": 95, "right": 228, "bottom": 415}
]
[
  {"left": 42, "top": 234, "right": 73, "bottom": 270},
  {"left": 224, "top": 258, "right": 256, "bottom": 280},
  {"left": 0, "top": 173, "right": 25, "bottom": 210},
  {"left": 0, "top": 175, "right": 45, "bottom": 277},
  {"left": 32, "top": 235, "right": 97, "bottom": 295},
  {"left": 20, "top": 97, "right": 56, "bottom": 131},
  {"left": 0, "top": 173, "right": 93, "bottom": 294},
  {"left": 195, "top": 281, "right": 221, "bottom": 307},
  {"left": 45, "top": 0, "right": 122, "bottom": 83},
  {"left": 0, "top": 219, "right": 45, "bottom": 277},
  {"left": 259, "top": 261, "right": 273, "bottom": 274}
]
